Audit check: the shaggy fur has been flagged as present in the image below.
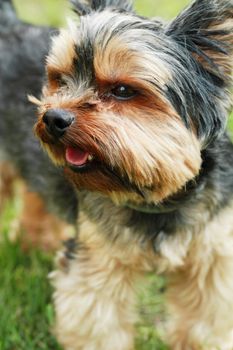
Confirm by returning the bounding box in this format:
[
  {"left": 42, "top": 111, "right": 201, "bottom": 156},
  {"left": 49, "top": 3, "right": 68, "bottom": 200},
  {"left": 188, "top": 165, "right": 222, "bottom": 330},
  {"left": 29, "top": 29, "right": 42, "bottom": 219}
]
[
  {"left": 33, "top": 0, "right": 233, "bottom": 348},
  {"left": 1, "top": 0, "right": 233, "bottom": 348}
]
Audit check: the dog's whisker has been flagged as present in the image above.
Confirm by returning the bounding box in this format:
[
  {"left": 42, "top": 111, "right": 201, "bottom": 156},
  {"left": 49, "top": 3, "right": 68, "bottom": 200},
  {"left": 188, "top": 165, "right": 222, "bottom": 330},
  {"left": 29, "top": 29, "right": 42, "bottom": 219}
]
[{"left": 28, "top": 94, "right": 43, "bottom": 106}]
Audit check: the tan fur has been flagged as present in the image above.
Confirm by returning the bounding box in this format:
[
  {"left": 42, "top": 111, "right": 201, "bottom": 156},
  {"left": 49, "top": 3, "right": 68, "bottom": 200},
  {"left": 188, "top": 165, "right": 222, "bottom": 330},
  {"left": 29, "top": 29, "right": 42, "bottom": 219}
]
[
  {"left": 52, "top": 203, "right": 233, "bottom": 350},
  {"left": 211, "top": 19, "right": 233, "bottom": 48},
  {"left": 194, "top": 18, "right": 233, "bottom": 78},
  {"left": 47, "top": 22, "right": 78, "bottom": 74},
  {"left": 52, "top": 214, "right": 146, "bottom": 350},
  {"left": 94, "top": 37, "right": 172, "bottom": 88},
  {"left": 167, "top": 204, "right": 233, "bottom": 350}
]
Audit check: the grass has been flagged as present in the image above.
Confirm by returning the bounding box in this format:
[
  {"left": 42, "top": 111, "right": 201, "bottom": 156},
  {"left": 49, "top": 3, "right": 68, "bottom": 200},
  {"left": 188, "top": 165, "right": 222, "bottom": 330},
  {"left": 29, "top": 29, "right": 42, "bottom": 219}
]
[
  {"left": 0, "top": 197, "right": 60, "bottom": 350},
  {"left": 13, "top": 0, "right": 190, "bottom": 26},
  {"left": 1, "top": 0, "right": 233, "bottom": 349},
  {"left": 0, "top": 239, "right": 59, "bottom": 350}
]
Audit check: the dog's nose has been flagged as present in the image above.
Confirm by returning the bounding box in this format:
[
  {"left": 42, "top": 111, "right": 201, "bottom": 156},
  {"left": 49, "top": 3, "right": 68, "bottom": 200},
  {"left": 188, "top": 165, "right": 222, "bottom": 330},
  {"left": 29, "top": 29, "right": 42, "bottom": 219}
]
[{"left": 42, "top": 109, "right": 74, "bottom": 138}]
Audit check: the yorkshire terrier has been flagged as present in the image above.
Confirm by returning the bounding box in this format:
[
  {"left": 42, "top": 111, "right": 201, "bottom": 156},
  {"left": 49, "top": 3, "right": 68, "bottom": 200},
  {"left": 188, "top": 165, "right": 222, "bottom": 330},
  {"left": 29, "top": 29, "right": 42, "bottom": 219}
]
[{"left": 26, "top": 0, "right": 233, "bottom": 348}]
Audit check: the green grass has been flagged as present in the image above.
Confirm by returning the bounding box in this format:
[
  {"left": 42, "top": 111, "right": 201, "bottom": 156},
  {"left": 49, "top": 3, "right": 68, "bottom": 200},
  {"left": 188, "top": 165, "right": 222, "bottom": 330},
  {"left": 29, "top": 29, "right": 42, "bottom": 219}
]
[
  {"left": 13, "top": 0, "right": 70, "bottom": 27},
  {"left": 1, "top": 0, "right": 233, "bottom": 349},
  {"left": 0, "top": 239, "right": 60, "bottom": 350},
  {"left": 228, "top": 114, "right": 233, "bottom": 133},
  {"left": 13, "top": 0, "right": 190, "bottom": 26},
  {"left": 0, "top": 197, "right": 59, "bottom": 349}
]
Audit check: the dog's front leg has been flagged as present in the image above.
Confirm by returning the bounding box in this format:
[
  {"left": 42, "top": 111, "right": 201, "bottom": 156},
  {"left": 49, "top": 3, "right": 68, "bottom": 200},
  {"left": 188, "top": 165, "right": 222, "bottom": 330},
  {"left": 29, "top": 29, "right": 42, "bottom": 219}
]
[{"left": 51, "top": 232, "right": 142, "bottom": 350}]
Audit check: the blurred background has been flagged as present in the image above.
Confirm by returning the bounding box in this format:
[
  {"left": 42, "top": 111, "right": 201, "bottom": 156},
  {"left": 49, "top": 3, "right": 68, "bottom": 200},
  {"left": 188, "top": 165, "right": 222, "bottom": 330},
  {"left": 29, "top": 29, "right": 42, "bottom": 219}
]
[
  {"left": 13, "top": 0, "right": 190, "bottom": 26},
  {"left": 1, "top": 1, "right": 232, "bottom": 350}
]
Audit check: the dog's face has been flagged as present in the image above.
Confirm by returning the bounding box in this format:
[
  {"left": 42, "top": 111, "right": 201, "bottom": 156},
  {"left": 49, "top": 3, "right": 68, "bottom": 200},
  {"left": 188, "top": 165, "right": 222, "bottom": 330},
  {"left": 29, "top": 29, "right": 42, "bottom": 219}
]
[{"left": 35, "top": 0, "right": 233, "bottom": 206}]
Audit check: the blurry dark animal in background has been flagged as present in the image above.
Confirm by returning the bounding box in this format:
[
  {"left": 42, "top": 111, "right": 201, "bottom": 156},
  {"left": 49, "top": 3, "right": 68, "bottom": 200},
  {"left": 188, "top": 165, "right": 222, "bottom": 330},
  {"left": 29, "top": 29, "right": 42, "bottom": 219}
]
[{"left": 0, "top": 0, "right": 77, "bottom": 249}]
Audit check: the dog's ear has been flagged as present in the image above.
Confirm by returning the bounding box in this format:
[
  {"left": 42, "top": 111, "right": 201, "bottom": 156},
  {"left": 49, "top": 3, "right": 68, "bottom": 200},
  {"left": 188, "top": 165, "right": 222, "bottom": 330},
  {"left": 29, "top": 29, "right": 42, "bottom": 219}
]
[
  {"left": 167, "top": 0, "right": 233, "bottom": 83},
  {"left": 70, "top": 0, "right": 133, "bottom": 16}
]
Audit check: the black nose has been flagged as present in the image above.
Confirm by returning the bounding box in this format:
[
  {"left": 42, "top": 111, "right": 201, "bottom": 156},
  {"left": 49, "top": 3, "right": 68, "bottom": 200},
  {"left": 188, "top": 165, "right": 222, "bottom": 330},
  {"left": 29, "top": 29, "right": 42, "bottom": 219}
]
[{"left": 42, "top": 109, "right": 74, "bottom": 138}]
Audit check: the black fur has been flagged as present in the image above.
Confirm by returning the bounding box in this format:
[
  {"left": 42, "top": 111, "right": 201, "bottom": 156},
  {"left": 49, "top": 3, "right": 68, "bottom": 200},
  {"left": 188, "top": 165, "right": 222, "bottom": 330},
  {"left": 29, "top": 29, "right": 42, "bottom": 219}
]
[
  {"left": 71, "top": 0, "right": 133, "bottom": 16},
  {"left": 74, "top": 40, "right": 95, "bottom": 85},
  {"left": 165, "top": 0, "right": 233, "bottom": 143}
]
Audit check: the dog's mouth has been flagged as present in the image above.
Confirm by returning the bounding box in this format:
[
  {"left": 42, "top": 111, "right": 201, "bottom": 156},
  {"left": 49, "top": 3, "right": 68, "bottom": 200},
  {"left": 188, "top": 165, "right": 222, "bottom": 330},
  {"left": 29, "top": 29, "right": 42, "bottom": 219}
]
[
  {"left": 36, "top": 127, "right": 154, "bottom": 201},
  {"left": 65, "top": 146, "right": 96, "bottom": 172}
]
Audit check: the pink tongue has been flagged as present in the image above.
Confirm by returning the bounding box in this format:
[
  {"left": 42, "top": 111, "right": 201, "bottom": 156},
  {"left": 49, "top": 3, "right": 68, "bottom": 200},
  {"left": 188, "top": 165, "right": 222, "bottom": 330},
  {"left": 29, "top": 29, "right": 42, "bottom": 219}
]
[{"left": 66, "top": 146, "right": 89, "bottom": 166}]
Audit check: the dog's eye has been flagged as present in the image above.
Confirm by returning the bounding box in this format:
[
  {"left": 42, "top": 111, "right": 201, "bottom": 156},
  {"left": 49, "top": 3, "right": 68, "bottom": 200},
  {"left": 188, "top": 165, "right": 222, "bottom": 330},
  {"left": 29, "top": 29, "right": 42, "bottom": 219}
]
[{"left": 111, "top": 85, "right": 137, "bottom": 100}]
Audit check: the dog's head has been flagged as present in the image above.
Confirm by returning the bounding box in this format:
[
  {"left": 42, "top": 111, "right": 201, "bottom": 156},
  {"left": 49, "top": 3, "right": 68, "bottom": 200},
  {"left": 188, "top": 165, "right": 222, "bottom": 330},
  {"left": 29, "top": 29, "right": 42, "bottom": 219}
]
[{"left": 34, "top": 0, "right": 233, "bottom": 206}]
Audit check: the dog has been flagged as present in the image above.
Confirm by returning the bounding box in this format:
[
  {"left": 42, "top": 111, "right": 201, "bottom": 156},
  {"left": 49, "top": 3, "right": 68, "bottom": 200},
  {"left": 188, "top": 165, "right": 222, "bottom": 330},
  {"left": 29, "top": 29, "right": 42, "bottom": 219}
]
[{"left": 5, "top": 0, "right": 233, "bottom": 348}]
